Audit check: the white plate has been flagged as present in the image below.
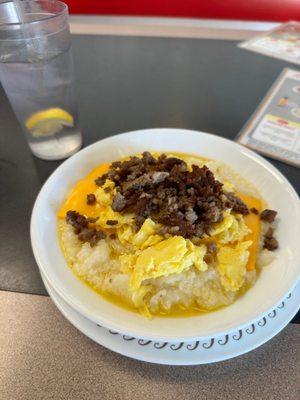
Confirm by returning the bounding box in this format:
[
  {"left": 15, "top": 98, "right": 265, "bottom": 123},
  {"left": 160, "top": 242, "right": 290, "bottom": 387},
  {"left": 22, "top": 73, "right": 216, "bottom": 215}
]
[
  {"left": 42, "top": 272, "right": 300, "bottom": 365},
  {"left": 31, "top": 128, "right": 300, "bottom": 342}
]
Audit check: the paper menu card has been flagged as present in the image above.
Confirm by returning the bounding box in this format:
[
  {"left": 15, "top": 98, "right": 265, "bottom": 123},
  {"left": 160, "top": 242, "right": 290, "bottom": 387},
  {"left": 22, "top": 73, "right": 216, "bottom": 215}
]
[
  {"left": 239, "top": 22, "right": 300, "bottom": 65},
  {"left": 237, "top": 68, "right": 300, "bottom": 167}
]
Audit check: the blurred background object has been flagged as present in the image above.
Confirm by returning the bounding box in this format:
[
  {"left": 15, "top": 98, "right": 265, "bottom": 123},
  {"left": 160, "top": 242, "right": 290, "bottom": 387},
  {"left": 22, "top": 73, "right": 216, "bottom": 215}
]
[{"left": 65, "top": 0, "right": 300, "bottom": 22}]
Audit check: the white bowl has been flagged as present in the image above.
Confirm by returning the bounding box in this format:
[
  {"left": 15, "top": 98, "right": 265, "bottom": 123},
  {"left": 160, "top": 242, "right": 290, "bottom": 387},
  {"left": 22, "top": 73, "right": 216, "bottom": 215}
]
[{"left": 31, "top": 129, "right": 300, "bottom": 342}]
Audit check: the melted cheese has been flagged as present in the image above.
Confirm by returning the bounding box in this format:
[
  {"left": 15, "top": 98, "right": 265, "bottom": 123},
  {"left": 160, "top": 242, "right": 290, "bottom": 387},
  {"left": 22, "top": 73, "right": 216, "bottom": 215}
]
[
  {"left": 57, "top": 163, "right": 109, "bottom": 219},
  {"left": 236, "top": 192, "right": 262, "bottom": 271}
]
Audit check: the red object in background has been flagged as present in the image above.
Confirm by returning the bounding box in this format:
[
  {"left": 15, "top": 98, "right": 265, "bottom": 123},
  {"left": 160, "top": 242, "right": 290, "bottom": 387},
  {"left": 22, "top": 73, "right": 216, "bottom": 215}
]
[{"left": 66, "top": 0, "right": 300, "bottom": 22}]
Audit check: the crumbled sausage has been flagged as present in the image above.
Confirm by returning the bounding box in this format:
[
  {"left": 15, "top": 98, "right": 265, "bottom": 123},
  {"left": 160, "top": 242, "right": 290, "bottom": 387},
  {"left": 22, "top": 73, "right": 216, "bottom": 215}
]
[
  {"left": 152, "top": 171, "right": 169, "bottom": 184},
  {"left": 66, "top": 210, "right": 88, "bottom": 231},
  {"left": 263, "top": 227, "right": 278, "bottom": 251},
  {"left": 66, "top": 210, "right": 106, "bottom": 246},
  {"left": 185, "top": 207, "right": 198, "bottom": 224},
  {"left": 250, "top": 207, "right": 259, "bottom": 215},
  {"left": 86, "top": 193, "right": 96, "bottom": 205},
  {"left": 93, "top": 153, "right": 269, "bottom": 239},
  {"left": 111, "top": 192, "right": 126, "bottom": 212},
  {"left": 142, "top": 151, "right": 157, "bottom": 165},
  {"left": 264, "top": 227, "right": 274, "bottom": 238},
  {"left": 264, "top": 236, "right": 279, "bottom": 251},
  {"left": 260, "top": 209, "right": 277, "bottom": 223},
  {"left": 135, "top": 197, "right": 151, "bottom": 219},
  {"left": 225, "top": 193, "right": 249, "bottom": 215},
  {"left": 95, "top": 175, "right": 107, "bottom": 186},
  {"left": 106, "top": 219, "right": 118, "bottom": 226}
]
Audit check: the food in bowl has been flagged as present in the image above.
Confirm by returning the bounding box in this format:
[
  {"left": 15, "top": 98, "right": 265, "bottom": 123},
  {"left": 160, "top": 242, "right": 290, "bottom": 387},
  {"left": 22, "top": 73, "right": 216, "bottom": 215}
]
[{"left": 57, "top": 152, "right": 278, "bottom": 318}]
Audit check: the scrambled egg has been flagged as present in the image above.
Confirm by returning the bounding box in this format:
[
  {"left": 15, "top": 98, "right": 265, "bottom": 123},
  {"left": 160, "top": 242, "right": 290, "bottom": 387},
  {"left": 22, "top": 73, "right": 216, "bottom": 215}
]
[
  {"left": 217, "top": 241, "right": 252, "bottom": 291},
  {"left": 120, "top": 236, "right": 207, "bottom": 290},
  {"left": 210, "top": 211, "right": 250, "bottom": 244},
  {"left": 117, "top": 218, "right": 163, "bottom": 249}
]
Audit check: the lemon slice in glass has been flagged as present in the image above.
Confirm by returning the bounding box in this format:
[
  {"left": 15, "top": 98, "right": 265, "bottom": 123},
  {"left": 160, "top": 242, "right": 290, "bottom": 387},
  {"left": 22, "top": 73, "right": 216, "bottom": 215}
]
[{"left": 25, "top": 108, "right": 74, "bottom": 137}]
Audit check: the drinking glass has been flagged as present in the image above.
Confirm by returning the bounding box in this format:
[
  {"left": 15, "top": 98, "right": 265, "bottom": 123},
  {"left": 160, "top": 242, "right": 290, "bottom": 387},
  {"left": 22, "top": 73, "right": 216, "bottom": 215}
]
[{"left": 0, "top": 0, "right": 82, "bottom": 160}]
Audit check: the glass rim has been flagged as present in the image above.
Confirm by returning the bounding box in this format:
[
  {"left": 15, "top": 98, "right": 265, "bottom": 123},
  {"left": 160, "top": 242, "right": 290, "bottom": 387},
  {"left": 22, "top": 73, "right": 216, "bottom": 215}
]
[{"left": 0, "top": 0, "right": 68, "bottom": 28}]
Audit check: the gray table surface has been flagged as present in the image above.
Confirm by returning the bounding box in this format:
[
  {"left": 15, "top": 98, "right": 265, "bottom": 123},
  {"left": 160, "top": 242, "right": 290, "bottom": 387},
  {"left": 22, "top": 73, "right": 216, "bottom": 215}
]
[
  {"left": 1, "top": 291, "right": 299, "bottom": 400},
  {"left": 0, "top": 35, "right": 299, "bottom": 323}
]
